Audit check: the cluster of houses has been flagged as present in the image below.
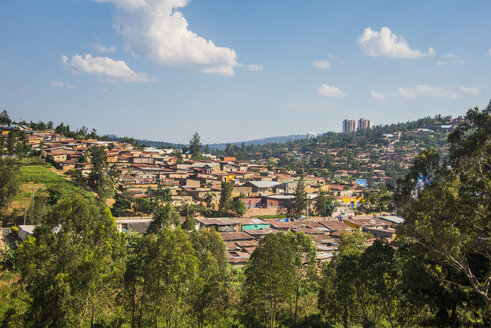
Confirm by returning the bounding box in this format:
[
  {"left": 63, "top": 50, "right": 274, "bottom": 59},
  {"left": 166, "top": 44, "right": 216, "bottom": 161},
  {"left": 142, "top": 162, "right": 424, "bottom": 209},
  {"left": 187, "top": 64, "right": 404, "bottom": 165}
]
[
  {"left": 9, "top": 127, "right": 379, "bottom": 215},
  {"left": 3, "top": 125, "right": 411, "bottom": 266}
]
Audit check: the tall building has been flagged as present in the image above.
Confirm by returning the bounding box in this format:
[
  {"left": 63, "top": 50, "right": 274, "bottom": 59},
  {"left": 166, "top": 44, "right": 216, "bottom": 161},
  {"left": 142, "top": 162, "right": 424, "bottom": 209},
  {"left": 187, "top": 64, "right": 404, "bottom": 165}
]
[
  {"left": 342, "top": 119, "right": 355, "bottom": 134},
  {"left": 358, "top": 118, "right": 371, "bottom": 130}
]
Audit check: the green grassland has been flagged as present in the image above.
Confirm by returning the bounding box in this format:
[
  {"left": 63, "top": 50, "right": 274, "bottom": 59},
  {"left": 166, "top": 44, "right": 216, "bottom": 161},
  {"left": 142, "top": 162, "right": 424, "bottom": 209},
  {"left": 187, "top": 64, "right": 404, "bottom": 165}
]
[{"left": 11, "top": 160, "right": 93, "bottom": 210}]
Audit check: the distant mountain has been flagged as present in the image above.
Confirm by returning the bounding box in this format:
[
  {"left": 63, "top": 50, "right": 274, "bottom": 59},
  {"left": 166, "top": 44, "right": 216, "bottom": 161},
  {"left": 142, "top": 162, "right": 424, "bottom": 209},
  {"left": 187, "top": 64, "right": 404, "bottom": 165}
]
[
  {"left": 207, "top": 134, "right": 309, "bottom": 150},
  {"left": 105, "top": 134, "right": 309, "bottom": 150}
]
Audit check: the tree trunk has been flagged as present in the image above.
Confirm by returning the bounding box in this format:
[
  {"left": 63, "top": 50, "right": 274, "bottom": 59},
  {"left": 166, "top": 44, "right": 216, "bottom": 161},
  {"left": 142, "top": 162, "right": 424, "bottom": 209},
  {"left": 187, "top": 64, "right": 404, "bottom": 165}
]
[{"left": 294, "top": 282, "right": 299, "bottom": 323}]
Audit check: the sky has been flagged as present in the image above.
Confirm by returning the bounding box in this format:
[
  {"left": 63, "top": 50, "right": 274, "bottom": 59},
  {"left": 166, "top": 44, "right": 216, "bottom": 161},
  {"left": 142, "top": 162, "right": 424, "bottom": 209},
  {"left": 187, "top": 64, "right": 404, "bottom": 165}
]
[{"left": 1, "top": 0, "right": 490, "bottom": 144}]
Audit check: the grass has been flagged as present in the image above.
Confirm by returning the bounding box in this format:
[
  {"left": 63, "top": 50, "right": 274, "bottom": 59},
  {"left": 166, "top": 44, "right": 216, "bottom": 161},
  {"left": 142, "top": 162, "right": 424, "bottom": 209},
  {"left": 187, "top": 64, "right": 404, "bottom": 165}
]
[
  {"left": 11, "top": 159, "right": 93, "bottom": 210},
  {"left": 255, "top": 214, "right": 288, "bottom": 220}
]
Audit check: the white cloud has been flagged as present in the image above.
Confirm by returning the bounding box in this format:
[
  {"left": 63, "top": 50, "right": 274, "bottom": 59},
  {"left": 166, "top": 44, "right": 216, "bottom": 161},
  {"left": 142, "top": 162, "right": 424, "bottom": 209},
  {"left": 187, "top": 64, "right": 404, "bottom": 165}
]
[
  {"left": 246, "top": 64, "right": 263, "bottom": 71},
  {"left": 95, "top": 0, "right": 239, "bottom": 76},
  {"left": 371, "top": 91, "right": 386, "bottom": 100},
  {"left": 63, "top": 54, "right": 155, "bottom": 82},
  {"left": 436, "top": 53, "right": 466, "bottom": 66},
  {"left": 50, "top": 80, "right": 78, "bottom": 90},
  {"left": 443, "top": 53, "right": 457, "bottom": 59},
  {"left": 459, "top": 86, "right": 481, "bottom": 96},
  {"left": 327, "top": 54, "right": 346, "bottom": 62},
  {"left": 398, "top": 85, "right": 460, "bottom": 99},
  {"left": 317, "top": 84, "right": 347, "bottom": 99},
  {"left": 357, "top": 27, "right": 434, "bottom": 59},
  {"left": 487, "top": 49, "right": 491, "bottom": 56},
  {"left": 91, "top": 43, "right": 116, "bottom": 53},
  {"left": 313, "top": 60, "right": 331, "bottom": 69}
]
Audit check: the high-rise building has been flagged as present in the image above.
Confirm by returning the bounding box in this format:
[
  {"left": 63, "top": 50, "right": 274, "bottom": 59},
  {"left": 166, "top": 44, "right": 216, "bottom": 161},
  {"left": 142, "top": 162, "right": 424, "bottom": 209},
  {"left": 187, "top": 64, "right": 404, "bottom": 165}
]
[
  {"left": 358, "top": 118, "right": 371, "bottom": 130},
  {"left": 342, "top": 119, "right": 355, "bottom": 133}
]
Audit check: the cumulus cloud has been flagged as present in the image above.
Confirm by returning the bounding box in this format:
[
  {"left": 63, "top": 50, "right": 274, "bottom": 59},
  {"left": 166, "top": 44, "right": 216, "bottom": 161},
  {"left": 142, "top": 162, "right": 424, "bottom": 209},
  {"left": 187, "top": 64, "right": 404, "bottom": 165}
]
[
  {"left": 398, "top": 85, "right": 460, "bottom": 99},
  {"left": 459, "top": 86, "right": 481, "bottom": 96},
  {"left": 317, "top": 84, "right": 347, "bottom": 98},
  {"left": 371, "top": 91, "right": 386, "bottom": 100},
  {"left": 62, "top": 54, "right": 155, "bottom": 82},
  {"left": 358, "top": 27, "right": 434, "bottom": 59},
  {"left": 94, "top": 0, "right": 239, "bottom": 76},
  {"left": 313, "top": 60, "right": 331, "bottom": 69},
  {"left": 488, "top": 49, "right": 491, "bottom": 56},
  {"left": 50, "top": 80, "right": 78, "bottom": 90},
  {"left": 91, "top": 43, "right": 116, "bottom": 53},
  {"left": 246, "top": 64, "right": 263, "bottom": 71}
]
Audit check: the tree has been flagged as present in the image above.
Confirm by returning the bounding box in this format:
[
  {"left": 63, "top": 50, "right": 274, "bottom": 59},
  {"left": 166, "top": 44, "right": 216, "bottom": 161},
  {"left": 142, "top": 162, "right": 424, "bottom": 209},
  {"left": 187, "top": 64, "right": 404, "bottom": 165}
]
[
  {"left": 189, "top": 229, "right": 228, "bottom": 328},
  {"left": 111, "top": 192, "right": 133, "bottom": 217},
  {"left": 137, "top": 227, "right": 198, "bottom": 327},
  {"left": 397, "top": 105, "right": 491, "bottom": 306},
  {"left": 87, "top": 145, "right": 118, "bottom": 200},
  {"left": 0, "top": 159, "right": 20, "bottom": 225},
  {"left": 147, "top": 203, "right": 180, "bottom": 233},
  {"left": 242, "top": 233, "right": 296, "bottom": 328},
  {"left": 218, "top": 181, "right": 233, "bottom": 215},
  {"left": 287, "top": 232, "right": 317, "bottom": 323},
  {"left": 0, "top": 110, "right": 11, "bottom": 124},
  {"left": 182, "top": 215, "right": 196, "bottom": 231},
  {"left": 318, "top": 231, "right": 368, "bottom": 327},
  {"left": 17, "top": 194, "right": 124, "bottom": 327},
  {"left": 204, "top": 191, "right": 215, "bottom": 210},
  {"left": 315, "top": 190, "right": 337, "bottom": 219},
  {"left": 290, "top": 176, "right": 307, "bottom": 218},
  {"left": 189, "top": 132, "right": 202, "bottom": 159},
  {"left": 231, "top": 197, "right": 247, "bottom": 217}
]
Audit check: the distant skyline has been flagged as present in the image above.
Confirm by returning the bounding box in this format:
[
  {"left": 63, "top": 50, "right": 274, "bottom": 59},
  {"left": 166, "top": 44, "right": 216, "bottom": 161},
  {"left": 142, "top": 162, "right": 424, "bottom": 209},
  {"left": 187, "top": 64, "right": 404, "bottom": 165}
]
[{"left": 1, "top": 0, "right": 490, "bottom": 143}]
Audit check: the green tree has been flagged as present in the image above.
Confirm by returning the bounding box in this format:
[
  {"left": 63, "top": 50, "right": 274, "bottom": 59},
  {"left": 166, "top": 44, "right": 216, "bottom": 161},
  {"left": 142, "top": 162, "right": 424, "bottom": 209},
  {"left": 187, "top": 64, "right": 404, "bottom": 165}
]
[
  {"left": 182, "top": 215, "right": 196, "bottom": 231},
  {"left": 111, "top": 192, "right": 133, "bottom": 217},
  {"left": 218, "top": 181, "right": 233, "bottom": 215},
  {"left": 87, "top": 145, "right": 118, "bottom": 200},
  {"left": 204, "top": 191, "right": 215, "bottom": 210},
  {"left": 315, "top": 190, "right": 337, "bottom": 219},
  {"left": 138, "top": 227, "right": 198, "bottom": 327},
  {"left": 189, "top": 132, "right": 203, "bottom": 159},
  {"left": 147, "top": 203, "right": 180, "bottom": 233},
  {"left": 318, "top": 231, "right": 367, "bottom": 327},
  {"left": 0, "top": 159, "right": 20, "bottom": 225},
  {"left": 242, "top": 233, "right": 296, "bottom": 328},
  {"left": 290, "top": 176, "right": 307, "bottom": 218},
  {"left": 0, "top": 110, "right": 11, "bottom": 124},
  {"left": 189, "top": 229, "right": 228, "bottom": 328},
  {"left": 397, "top": 105, "right": 491, "bottom": 306},
  {"left": 17, "top": 194, "right": 124, "bottom": 327},
  {"left": 287, "top": 231, "right": 317, "bottom": 323},
  {"left": 231, "top": 197, "right": 247, "bottom": 217}
]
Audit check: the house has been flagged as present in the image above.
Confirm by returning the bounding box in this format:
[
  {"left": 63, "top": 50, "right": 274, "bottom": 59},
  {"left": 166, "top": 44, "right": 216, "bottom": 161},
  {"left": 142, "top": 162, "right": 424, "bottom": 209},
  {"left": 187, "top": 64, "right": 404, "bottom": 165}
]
[
  {"left": 243, "top": 181, "right": 281, "bottom": 195},
  {"left": 195, "top": 217, "right": 240, "bottom": 232},
  {"left": 17, "top": 225, "right": 36, "bottom": 240},
  {"left": 245, "top": 228, "right": 278, "bottom": 239},
  {"left": 115, "top": 218, "right": 153, "bottom": 234},
  {"left": 261, "top": 194, "right": 295, "bottom": 209},
  {"left": 343, "top": 216, "right": 395, "bottom": 231},
  {"left": 235, "top": 218, "right": 270, "bottom": 231},
  {"left": 220, "top": 231, "right": 255, "bottom": 242},
  {"left": 317, "top": 220, "right": 353, "bottom": 235},
  {"left": 241, "top": 197, "right": 263, "bottom": 208}
]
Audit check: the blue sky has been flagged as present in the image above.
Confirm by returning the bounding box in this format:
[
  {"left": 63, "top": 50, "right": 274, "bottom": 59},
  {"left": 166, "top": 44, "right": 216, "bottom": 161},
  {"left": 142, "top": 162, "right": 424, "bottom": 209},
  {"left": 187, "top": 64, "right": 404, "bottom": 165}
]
[{"left": 1, "top": 0, "right": 490, "bottom": 143}]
